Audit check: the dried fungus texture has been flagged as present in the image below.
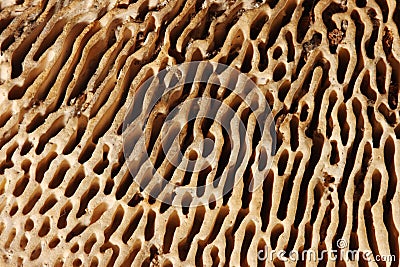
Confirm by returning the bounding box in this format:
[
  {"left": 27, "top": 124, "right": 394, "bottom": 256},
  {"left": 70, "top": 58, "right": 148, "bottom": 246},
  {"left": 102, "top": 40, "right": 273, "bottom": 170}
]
[{"left": 0, "top": 0, "right": 399, "bottom": 266}]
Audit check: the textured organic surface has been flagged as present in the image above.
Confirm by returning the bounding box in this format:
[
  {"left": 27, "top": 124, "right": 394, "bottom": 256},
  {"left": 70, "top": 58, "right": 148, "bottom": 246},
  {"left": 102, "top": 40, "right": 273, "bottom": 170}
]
[{"left": 0, "top": 0, "right": 399, "bottom": 266}]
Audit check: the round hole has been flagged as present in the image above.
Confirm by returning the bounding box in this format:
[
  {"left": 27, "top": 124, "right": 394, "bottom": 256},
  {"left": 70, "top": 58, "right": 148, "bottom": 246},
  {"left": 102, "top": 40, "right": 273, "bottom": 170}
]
[
  {"left": 188, "top": 150, "right": 198, "bottom": 160},
  {"left": 25, "top": 219, "right": 34, "bottom": 231},
  {"left": 273, "top": 47, "right": 282, "bottom": 59},
  {"left": 273, "top": 63, "right": 286, "bottom": 81}
]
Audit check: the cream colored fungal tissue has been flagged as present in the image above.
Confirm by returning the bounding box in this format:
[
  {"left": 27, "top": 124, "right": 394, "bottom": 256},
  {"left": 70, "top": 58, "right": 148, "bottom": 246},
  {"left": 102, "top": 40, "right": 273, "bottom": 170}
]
[{"left": 0, "top": 0, "right": 399, "bottom": 266}]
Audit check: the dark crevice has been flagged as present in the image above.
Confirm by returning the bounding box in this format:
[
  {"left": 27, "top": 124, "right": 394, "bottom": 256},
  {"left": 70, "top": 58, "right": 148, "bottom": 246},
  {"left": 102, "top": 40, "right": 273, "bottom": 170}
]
[
  {"left": 365, "top": 9, "right": 379, "bottom": 59},
  {"left": 351, "top": 142, "right": 371, "bottom": 233},
  {"left": 144, "top": 210, "right": 156, "bottom": 241},
  {"left": 257, "top": 43, "right": 268, "bottom": 71},
  {"left": 33, "top": 18, "right": 66, "bottom": 61},
  {"left": 326, "top": 91, "right": 337, "bottom": 138},
  {"left": 65, "top": 223, "right": 87, "bottom": 242},
  {"left": 36, "top": 116, "right": 66, "bottom": 155},
  {"left": 294, "top": 132, "right": 324, "bottom": 228},
  {"left": 304, "top": 222, "right": 313, "bottom": 250},
  {"left": 232, "top": 208, "right": 248, "bottom": 235},
  {"left": 0, "top": 17, "right": 14, "bottom": 36},
  {"left": 335, "top": 98, "right": 365, "bottom": 250},
  {"left": 197, "top": 166, "right": 211, "bottom": 198},
  {"left": 367, "top": 106, "right": 383, "bottom": 148},
  {"left": 277, "top": 152, "right": 302, "bottom": 220},
  {"left": 337, "top": 49, "right": 349, "bottom": 83},
  {"left": 290, "top": 115, "right": 299, "bottom": 151},
  {"left": 48, "top": 160, "right": 70, "bottom": 189},
  {"left": 241, "top": 152, "right": 255, "bottom": 209},
  {"left": 11, "top": 6, "right": 56, "bottom": 79},
  {"left": 268, "top": 1, "right": 296, "bottom": 50},
  {"left": 240, "top": 222, "right": 255, "bottom": 267},
  {"left": 100, "top": 242, "right": 120, "bottom": 267},
  {"left": 273, "top": 46, "right": 282, "bottom": 60},
  {"left": 63, "top": 116, "right": 88, "bottom": 155},
  {"left": 38, "top": 217, "right": 50, "bottom": 237},
  {"left": 178, "top": 206, "right": 205, "bottom": 261},
  {"left": 296, "top": 0, "right": 319, "bottom": 43},
  {"left": 271, "top": 223, "right": 284, "bottom": 249},
  {"left": 277, "top": 149, "right": 289, "bottom": 176},
  {"left": 122, "top": 207, "right": 144, "bottom": 244},
  {"left": 322, "top": 2, "right": 346, "bottom": 34},
  {"left": 382, "top": 149, "right": 399, "bottom": 266},
  {"left": 261, "top": 170, "right": 274, "bottom": 231},
  {"left": 64, "top": 167, "right": 85, "bottom": 197},
  {"left": 273, "top": 63, "right": 286, "bottom": 81},
  {"left": 378, "top": 103, "right": 396, "bottom": 125},
  {"left": 364, "top": 202, "right": 382, "bottom": 266},
  {"left": 388, "top": 56, "right": 399, "bottom": 110},
  {"left": 285, "top": 31, "right": 295, "bottom": 62},
  {"left": 214, "top": 127, "right": 231, "bottom": 188},
  {"left": 376, "top": 58, "right": 387, "bottom": 94},
  {"left": 128, "top": 193, "right": 144, "bottom": 208},
  {"left": 319, "top": 196, "right": 333, "bottom": 242},
  {"left": 104, "top": 206, "right": 124, "bottom": 242},
  {"left": 395, "top": 124, "right": 400, "bottom": 140},
  {"left": 57, "top": 201, "right": 72, "bottom": 229},
  {"left": 305, "top": 59, "right": 330, "bottom": 139},
  {"left": 39, "top": 194, "right": 57, "bottom": 215},
  {"left": 240, "top": 44, "right": 253, "bottom": 73},
  {"left": 310, "top": 182, "right": 323, "bottom": 225},
  {"left": 162, "top": 211, "right": 180, "bottom": 253},
  {"left": 330, "top": 141, "right": 340, "bottom": 165},
  {"left": 394, "top": 1, "right": 400, "bottom": 37},
  {"left": 300, "top": 104, "right": 309, "bottom": 122},
  {"left": 337, "top": 103, "right": 349, "bottom": 146},
  {"left": 360, "top": 71, "right": 377, "bottom": 102},
  {"left": 370, "top": 170, "right": 381, "bottom": 206},
  {"left": 84, "top": 234, "right": 97, "bottom": 254},
  {"left": 22, "top": 187, "right": 42, "bottom": 215},
  {"left": 116, "top": 172, "right": 133, "bottom": 200},
  {"left": 284, "top": 226, "right": 298, "bottom": 257},
  {"left": 76, "top": 182, "right": 99, "bottom": 218},
  {"left": 1, "top": 35, "right": 15, "bottom": 51},
  {"left": 278, "top": 80, "right": 290, "bottom": 102},
  {"left": 344, "top": 11, "right": 364, "bottom": 101},
  {"left": 223, "top": 227, "right": 234, "bottom": 267},
  {"left": 13, "top": 175, "right": 29, "bottom": 197},
  {"left": 251, "top": 12, "right": 269, "bottom": 40}
]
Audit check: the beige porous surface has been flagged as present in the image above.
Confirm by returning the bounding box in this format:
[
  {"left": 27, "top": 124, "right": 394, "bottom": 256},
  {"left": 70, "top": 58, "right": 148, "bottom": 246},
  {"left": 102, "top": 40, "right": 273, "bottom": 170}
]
[{"left": 0, "top": 0, "right": 399, "bottom": 266}]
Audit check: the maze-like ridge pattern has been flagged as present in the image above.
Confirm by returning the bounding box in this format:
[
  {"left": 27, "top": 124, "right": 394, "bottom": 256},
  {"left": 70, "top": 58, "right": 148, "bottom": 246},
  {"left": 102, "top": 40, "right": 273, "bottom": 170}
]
[{"left": 0, "top": 0, "right": 399, "bottom": 266}]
